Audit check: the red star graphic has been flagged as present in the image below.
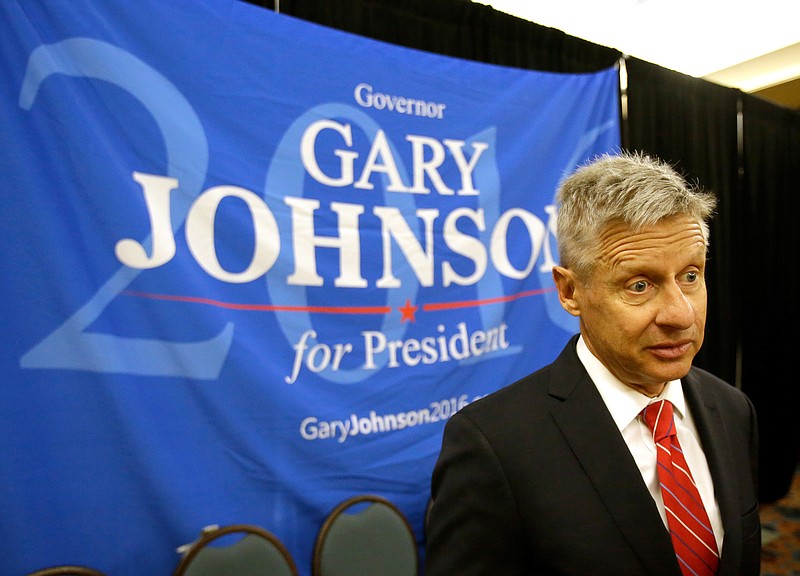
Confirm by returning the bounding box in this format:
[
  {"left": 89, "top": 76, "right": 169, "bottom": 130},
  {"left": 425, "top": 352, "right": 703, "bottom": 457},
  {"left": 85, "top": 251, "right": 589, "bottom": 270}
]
[{"left": 398, "top": 299, "right": 418, "bottom": 323}]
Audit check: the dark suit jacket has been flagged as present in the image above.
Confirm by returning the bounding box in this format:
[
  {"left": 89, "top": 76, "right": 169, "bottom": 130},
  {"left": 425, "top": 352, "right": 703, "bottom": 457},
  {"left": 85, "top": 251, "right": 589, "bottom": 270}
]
[{"left": 425, "top": 335, "right": 760, "bottom": 576}]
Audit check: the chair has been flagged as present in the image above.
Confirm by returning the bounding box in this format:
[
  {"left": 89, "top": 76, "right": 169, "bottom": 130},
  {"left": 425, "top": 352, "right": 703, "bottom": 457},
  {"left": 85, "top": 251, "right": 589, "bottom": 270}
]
[
  {"left": 173, "top": 523, "right": 299, "bottom": 576},
  {"left": 26, "top": 567, "right": 105, "bottom": 576},
  {"left": 312, "top": 494, "right": 418, "bottom": 576}
]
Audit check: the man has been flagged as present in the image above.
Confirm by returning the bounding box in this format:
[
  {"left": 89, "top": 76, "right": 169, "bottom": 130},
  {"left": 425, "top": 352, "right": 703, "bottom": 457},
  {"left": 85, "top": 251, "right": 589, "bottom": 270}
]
[{"left": 425, "top": 153, "right": 760, "bottom": 576}]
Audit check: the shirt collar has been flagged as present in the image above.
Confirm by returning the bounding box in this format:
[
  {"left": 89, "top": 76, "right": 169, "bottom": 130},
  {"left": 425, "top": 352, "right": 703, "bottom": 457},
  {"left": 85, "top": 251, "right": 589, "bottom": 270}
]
[{"left": 576, "top": 335, "right": 686, "bottom": 431}]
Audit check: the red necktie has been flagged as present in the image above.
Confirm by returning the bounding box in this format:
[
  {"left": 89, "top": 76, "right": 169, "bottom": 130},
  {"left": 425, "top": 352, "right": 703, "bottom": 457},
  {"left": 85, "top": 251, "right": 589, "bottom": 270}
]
[{"left": 642, "top": 400, "right": 719, "bottom": 576}]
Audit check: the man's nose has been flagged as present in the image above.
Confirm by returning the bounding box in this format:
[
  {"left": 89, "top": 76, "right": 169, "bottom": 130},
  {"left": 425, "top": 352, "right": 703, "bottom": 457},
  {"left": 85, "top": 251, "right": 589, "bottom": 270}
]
[{"left": 654, "top": 282, "right": 696, "bottom": 329}]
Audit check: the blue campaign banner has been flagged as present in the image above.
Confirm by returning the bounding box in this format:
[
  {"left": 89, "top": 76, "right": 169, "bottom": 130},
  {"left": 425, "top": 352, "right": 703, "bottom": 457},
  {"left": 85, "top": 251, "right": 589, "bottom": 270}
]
[{"left": 0, "top": 0, "right": 620, "bottom": 573}]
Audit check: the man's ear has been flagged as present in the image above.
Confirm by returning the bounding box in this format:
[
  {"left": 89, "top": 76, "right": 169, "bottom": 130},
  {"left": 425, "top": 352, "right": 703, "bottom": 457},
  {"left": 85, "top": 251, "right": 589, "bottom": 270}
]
[{"left": 552, "top": 265, "right": 580, "bottom": 317}]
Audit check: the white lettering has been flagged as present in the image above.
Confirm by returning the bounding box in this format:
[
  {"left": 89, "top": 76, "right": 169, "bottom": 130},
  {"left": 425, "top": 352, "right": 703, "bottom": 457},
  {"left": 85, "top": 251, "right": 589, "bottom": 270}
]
[
  {"left": 115, "top": 172, "right": 179, "bottom": 269},
  {"left": 185, "top": 185, "right": 280, "bottom": 283},
  {"left": 491, "top": 208, "right": 546, "bottom": 280},
  {"left": 353, "top": 82, "right": 446, "bottom": 119},
  {"left": 406, "top": 134, "right": 452, "bottom": 195},
  {"left": 299, "top": 119, "right": 485, "bottom": 195},
  {"left": 118, "top": 177, "right": 555, "bottom": 289},
  {"left": 362, "top": 321, "right": 509, "bottom": 370},
  {"left": 300, "top": 416, "right": 352, "bottom": 443},
  {"left": 285, "top": 329, "right": 354, "bottom": 384},
  {"left": 442, "top": 208, "right": 487, "bottom": 287},
  {"left": 374, "top": 206, "right": 438, "bottom": 288},
  {"left": 444, "top": 139, "right": 487, "bottom": 196},
  {"left": 300, "top": 119, "right": 358, "bottom": 187},
  {"left": 284, "top": 197, "right": 367, "bottom": 288},
  {"left": 353, "top": 129, "right": 408, "bottom": 192}
]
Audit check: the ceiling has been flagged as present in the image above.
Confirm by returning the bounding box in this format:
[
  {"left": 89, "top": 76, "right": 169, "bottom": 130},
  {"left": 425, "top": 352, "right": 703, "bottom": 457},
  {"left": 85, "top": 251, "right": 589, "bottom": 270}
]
[{"left": 477, "top": 0, "right": 800, "bottom": 110}]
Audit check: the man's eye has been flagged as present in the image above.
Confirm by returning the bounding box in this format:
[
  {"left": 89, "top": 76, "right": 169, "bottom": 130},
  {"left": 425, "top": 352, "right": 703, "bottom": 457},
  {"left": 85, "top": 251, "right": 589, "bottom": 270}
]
[
  {"left": 631, "top": 280, "right": 649, "bottom": 293},
  {"left": 685, "top": 271, "right": 698, "bottom": 283}
]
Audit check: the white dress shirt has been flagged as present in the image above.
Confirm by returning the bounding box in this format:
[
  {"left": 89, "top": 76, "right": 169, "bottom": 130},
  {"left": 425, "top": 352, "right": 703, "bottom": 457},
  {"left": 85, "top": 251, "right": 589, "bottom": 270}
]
[{"left": 576, "top": 335, "right": 725, "bottom": 552}]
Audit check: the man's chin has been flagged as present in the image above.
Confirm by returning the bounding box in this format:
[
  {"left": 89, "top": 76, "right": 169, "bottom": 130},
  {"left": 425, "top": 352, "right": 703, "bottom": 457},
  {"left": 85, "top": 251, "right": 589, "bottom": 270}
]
[{"left": 648, "top": 361, "right": 694, "bottom": 385}]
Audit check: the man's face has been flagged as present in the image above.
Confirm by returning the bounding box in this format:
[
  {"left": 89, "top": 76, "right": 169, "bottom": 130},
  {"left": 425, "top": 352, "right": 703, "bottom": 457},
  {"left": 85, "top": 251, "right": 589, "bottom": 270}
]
[{"left": 555, "top": 215, "right": 708, "bottom": 394}]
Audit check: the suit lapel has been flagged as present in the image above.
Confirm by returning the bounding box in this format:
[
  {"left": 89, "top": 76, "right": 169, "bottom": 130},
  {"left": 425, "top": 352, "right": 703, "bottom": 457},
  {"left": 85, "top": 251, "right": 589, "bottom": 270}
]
[
  {"left": 682, "top": 372, "right": 742, "bottom": 575},
  {"left": 548, "top": 343, "right": 681, "bottom": 575}
]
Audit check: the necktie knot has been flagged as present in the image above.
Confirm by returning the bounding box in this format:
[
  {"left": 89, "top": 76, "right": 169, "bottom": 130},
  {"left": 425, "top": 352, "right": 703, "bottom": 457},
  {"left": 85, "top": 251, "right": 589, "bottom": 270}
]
[{"left": 642, "top": 399, "right": 675, "bottom": 443}]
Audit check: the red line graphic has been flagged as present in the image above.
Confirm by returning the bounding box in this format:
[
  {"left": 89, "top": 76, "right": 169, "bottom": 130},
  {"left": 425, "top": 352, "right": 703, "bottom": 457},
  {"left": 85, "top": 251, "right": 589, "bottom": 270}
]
[
  {"left": 122, "top": 286, "right": 555, "bottom": 316},
  {"left": 423, "top": 286, "right": 556, "bottom": 311},
  {"left": 122, "top": 291, "right": 391, "bottom": 315}
]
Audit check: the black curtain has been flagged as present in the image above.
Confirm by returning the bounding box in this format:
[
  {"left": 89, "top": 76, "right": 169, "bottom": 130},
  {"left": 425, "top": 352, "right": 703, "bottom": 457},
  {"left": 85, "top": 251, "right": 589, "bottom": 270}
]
[
  {"left": 738, "top": 94, "right": 800, "bottom": 501},
  {"left": 242, "top": 0, "right": 799, "bottom": 501},
  {"left": 247, "top": 0, "right": 620, "bottom": 72}
]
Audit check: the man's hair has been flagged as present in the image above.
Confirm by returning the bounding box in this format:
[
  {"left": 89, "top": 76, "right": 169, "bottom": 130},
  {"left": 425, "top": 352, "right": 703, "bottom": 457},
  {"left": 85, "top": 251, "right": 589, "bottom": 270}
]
[{"left": 555, "top": 152, "right": 717, "bottom": 277}]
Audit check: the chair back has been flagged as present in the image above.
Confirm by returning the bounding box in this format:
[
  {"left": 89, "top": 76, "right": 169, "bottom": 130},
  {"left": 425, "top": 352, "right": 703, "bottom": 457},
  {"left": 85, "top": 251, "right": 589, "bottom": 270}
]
[
  {"left": 313, "top": 494, "right": 418, "bottom": 576},
  {"left": 173, "top": 524, "right": 298, "bottom": 576},
  {"left": 26, "top": 567, "right": 105, "bottom": 576}
]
